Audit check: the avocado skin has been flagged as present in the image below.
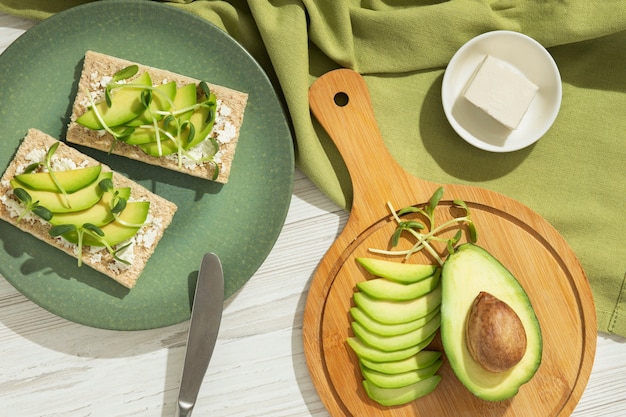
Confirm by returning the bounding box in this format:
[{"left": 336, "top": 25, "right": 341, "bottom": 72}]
[{"left": 440, "top": 243, "right": 542, "bottom": 401}]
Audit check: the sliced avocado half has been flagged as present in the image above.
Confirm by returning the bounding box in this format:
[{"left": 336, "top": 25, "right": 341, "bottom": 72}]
[{"left": 440, "top": 243, "right": 542, "bottom": 401}]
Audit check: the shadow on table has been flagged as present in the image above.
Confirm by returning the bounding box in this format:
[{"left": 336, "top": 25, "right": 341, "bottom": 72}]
[{"left": 288, "top": 204, "right": 348, "bottom": 416}]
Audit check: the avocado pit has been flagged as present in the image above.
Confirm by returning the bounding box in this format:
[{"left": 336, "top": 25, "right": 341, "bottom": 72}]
[{"left": 465, "top": 291, "right": 527, "bottom": 373}]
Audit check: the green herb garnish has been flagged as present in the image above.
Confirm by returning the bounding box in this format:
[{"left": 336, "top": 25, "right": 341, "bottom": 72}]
[
  {"left": 12, "top": 188, "right": 52, "bottom": 222},
  {"left": 370, "top": 187, "right": 477, "bottom": 265}
]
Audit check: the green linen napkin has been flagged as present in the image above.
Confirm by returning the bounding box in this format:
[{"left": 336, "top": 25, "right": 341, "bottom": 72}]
[{"left": 1, "top": 0, "right": 625, "bottom": 337}]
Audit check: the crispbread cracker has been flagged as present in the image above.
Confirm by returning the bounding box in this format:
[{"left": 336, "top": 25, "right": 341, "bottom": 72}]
[
  {"left": 0, "top": 129, "right": 177, "bottom": 289},
  {"left": 66, "top": 51, "right": 248, "bottom": 183}
]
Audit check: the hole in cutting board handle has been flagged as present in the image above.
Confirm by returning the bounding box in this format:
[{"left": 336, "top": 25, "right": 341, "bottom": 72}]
[{"left": 334, "top": 92, "right": 349, "bottom": 107}]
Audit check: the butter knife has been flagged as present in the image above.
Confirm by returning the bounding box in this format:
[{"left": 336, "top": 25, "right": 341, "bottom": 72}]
[{"left": 174, "top": 252, "right": 224, "bottom": 417}]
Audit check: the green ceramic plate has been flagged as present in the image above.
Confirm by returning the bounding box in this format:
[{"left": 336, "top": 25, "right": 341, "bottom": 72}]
[{"left": 0, "top": 1, "right": 294, "bottom": 330}]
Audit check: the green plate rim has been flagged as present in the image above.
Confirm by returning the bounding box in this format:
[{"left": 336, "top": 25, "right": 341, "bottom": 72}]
[{"left": 0, "top": 0, "right": 294, "bottom": 330}]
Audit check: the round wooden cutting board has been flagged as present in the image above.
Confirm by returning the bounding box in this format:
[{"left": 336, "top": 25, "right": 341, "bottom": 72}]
[{"left": 302, "top": 69, "right": 596, "bottom": 417}]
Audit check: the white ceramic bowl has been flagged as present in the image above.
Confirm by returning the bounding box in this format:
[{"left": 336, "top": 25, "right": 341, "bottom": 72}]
[{"left": 442, "top": 30, "right": 562, "bottom": 152}]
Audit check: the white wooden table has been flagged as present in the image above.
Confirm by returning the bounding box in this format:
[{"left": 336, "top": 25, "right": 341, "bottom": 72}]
[{"left": 1, "top": 12, "right": 625, "bottom": 417}]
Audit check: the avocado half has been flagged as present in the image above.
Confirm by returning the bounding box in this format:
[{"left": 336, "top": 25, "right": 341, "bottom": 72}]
[{"left": 441, "top": 243, "right": 542, "bottom": 401}]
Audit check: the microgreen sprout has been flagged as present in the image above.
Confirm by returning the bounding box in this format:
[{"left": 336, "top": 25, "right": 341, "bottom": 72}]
[
  {"left": 369, "top": 187, "right": 478, "bottom": 266},
  {"left": 12, "top": 188, "right": 52, "bottom": 222}
]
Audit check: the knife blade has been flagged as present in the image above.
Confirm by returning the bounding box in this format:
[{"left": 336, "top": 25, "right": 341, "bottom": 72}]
[{"left": 174, "top": 252, "right": 224, "bottom": 417}]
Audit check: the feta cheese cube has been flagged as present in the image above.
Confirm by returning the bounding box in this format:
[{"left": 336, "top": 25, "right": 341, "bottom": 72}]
[{"left": 463, "top": 55, "right": 539, "bottom": 130}]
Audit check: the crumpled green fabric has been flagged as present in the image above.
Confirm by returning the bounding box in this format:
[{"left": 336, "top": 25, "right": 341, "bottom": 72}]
[{"left": 1, "top": 0, "right": 625, "bottom": 337}]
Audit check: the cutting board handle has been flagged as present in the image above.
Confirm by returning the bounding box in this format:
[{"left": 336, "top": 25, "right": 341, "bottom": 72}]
[{"left": 309, "top": 69, "right": 437, "bottom": 220}]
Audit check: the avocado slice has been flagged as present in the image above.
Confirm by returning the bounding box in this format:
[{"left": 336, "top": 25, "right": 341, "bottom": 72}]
[
  {"left": 48, "top": 187, "right": 131, "bottom": 227},
  {"left": 360, "top": 358, "right": 442, "bottom": 389},
  {"left": 357, "top": 257, "right": 437, "bottom": 284},
  {"left": 440, "top": 243, "right": 542, "bottom": 401},
  {"left": 122, "top": 83, "right": 198, "bottom": 146},
  {"left": 138, "top": 104, "right": 215, "bottom": 157},
  {"left": 182, "top": 92, "right": 216, "bottom": 149},
  {"left": 171, "top": 83, "right": 198, "bottom": 121},
  {"left": 350, "top": 306, "right": 439, "bottom": 337},
  {"left": 11, "top": 171, "right": 112, "bottom": 213},
  {"left": 62, "top": 201, "right": 150, "bottom": 247},
  {"left": 353, "top": 285, "right": 442, "bottom": 325},
  {"left": 76, "top": 72, "right": 152, "bottom": 129},
  {"left": 347, "top": 332, "right": 437, "bottom": 363},
  {"left": 362, "top": 375, "right": 441, "bottom": 406},
  {"left": 351, "top": 312, "right": 440, "bottom": 352},
  {"left": 138, "top": 88, "right": 216, "bottom": 157},
  {"left": 13, "top": 165, "right": 102, "bottom": 193},
  {"left": 356, "top": 269, "right": 441, "bottom": 301},
  {"left": 120, "top": 125, "right": 160, "bottom": 146},
  {"left": 125, "top": 81, "right": 177, "bottom": 127},
  {"left": 137, "top": 137, "right": 179, "bottom": 157},
  {"left": 83, "top": 201, "right": 150, "bottom": 246},
  {"left": 360, "top": 350, "right": 442, "bottom": 375}
]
